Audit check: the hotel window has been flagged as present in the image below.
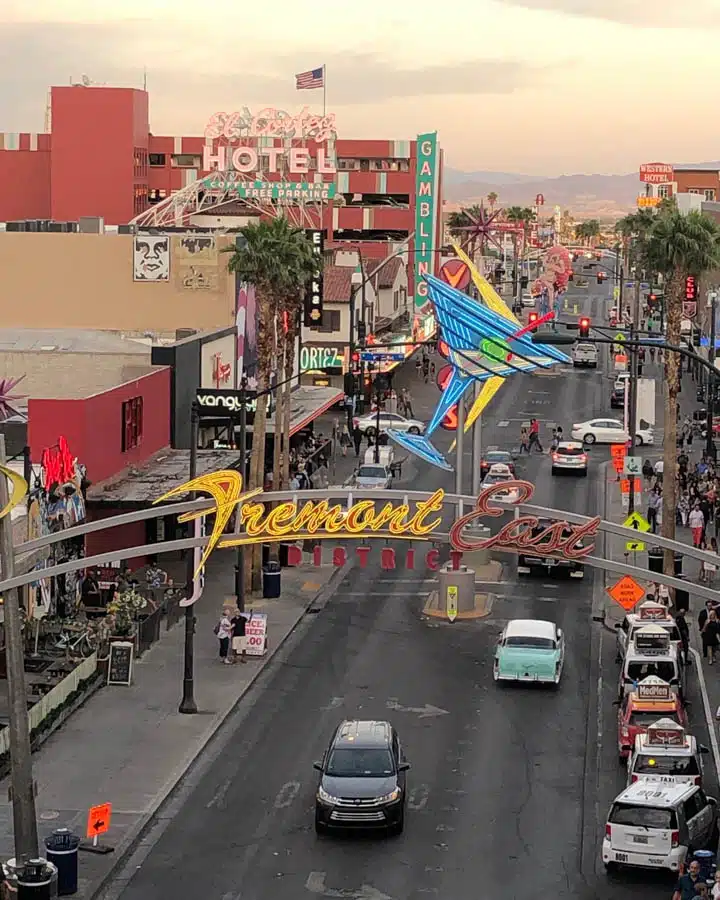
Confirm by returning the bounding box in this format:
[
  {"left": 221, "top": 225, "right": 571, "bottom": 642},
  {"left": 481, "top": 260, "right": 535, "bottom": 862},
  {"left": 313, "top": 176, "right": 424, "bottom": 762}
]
[
  {"left": 657, "top": 185, "right": 670, "bottom": 199},
  {"left": 311, "top": 310, "right": 341, "bottom": 333},
  {"left": 688, "top": 189, "right": 703, "bottom": 195},
  {"left": 171, "top": 154, "right": 201, "bottom": 167},
  {"left": 149, "top": 153, "right": 166, "bottom": 167},
  {"left": 337, "top": 158, "right": 360, "bottom": 170},
  {"left": 706, "top": 190, "right": 717, "bottom": 201},
  {"left": 369, "top": 159, "right": 410, "bottom": 172}
]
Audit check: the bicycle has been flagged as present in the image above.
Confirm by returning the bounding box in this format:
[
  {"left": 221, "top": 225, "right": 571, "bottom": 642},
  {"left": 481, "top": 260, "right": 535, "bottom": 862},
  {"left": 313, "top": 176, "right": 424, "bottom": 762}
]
[{"left": 54, "top": 623, "right": 97, "bottom": 658}]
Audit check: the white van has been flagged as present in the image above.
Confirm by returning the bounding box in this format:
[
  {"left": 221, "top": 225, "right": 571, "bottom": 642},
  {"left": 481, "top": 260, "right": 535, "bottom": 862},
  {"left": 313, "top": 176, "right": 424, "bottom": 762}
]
[
  {"left": 627, "top": 719, "right": 708, "bottom": 788},
  {"left": 603, "top": 781, "right": 718, "bottom": 872},
  {"left": 615, "top": 602, "right": 682, "bottom": 661},
  {"left": 619, "top": 626, "right": 682, "bottom": 699}
]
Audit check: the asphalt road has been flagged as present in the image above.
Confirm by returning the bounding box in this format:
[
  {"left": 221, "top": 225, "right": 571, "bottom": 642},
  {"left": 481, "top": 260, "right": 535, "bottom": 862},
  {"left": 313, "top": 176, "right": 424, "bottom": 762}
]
[{"left": 110, "top": 259, "right": 716, "bottom": 900}]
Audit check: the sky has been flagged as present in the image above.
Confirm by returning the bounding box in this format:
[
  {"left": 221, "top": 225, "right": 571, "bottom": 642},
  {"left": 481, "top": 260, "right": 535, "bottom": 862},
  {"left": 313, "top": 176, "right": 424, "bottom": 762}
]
[{"left": 2, "top": 0, "right": 720, "bottom": 176}]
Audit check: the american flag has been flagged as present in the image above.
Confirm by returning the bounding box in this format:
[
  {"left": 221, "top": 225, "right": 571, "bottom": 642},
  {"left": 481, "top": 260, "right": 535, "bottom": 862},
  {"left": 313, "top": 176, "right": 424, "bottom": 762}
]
[{"left": 296, "top": 67, "right": 324, "bottom": 90}]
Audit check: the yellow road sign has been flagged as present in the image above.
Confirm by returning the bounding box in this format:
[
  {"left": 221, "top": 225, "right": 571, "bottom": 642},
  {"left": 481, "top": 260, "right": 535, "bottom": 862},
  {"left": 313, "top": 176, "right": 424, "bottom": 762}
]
[
  {"left": 623, "top": 511, "right": 651, "bottom": 533},
  {"left": 446, "top": 585, "right": 458, "bottom": 623},
  {"left": 626, "top": 540, "right": 646, "bottom": 553},
  {"left": 613, "top": 286, "right": 620, "bottom": 300}
]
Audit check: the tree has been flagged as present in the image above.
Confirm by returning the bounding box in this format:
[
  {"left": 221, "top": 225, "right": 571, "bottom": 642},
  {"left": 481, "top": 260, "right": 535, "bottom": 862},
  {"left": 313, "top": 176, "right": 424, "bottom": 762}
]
[
  {"left": 487, "top": 191, "right": 498, "bottom": 210},
  {"left": 645, "top": 209, "right": 720, "bottom": 576},
  {"left": 225, "top": 217, "right": 321, "bottom": 588},
  {"left": 505, "top": 207, "right": 536, "bottom": 288}
]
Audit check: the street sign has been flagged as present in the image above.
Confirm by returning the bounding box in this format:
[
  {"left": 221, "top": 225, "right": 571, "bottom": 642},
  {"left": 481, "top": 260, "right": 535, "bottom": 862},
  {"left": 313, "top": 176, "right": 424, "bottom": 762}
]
[
  {"left": 360, "top": 352, "right": 405, "bottom": 363},
  {"left": 611, "top": 444, "right": 627, "bottom": 459},
  {"left": 614, "top": 354, "right": 628, "bottom": 370},
  {"left": 446, "top": 584, "right": 458, "bottom": 623},
  {"left": 623, "top": 455, "right": 642, "bottom": 476},
  {"left": 613, "top": 286, "right": 620, "bottom": 301},
  {"left": 607, "top": 575, "right": 646, "bottom": 611},
  {"left": 87, "top": 803, "right": 112, "bottom": 839},
  {"left": 621, "top": 492, "right": 643, "bottom": 510},
  {"left": 683, "top": 300, "right": 697, "bottom": 320},
  {"left": 626, "top": 540, "right": 646, "bottom": 552},
  {"left": 613, "top": 455, "right": 625, "bottom": 474},
  {"left": 623, "top": 511, "right": 651, "bottom": 532}
]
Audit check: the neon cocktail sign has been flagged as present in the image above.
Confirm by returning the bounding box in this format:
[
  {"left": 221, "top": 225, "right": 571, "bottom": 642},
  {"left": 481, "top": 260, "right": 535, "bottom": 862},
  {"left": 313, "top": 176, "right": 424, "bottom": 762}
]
[{"left": 154, "top": 473, "right": 599, "bottom": 578}]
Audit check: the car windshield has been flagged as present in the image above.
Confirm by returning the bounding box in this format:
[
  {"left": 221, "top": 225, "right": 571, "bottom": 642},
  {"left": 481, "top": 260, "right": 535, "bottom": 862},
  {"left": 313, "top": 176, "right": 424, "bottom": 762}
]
[
  {"left": 504, "top": 636, "right": 556, "bottom": 650},
  {"left": 325, "top": 748, "right": 395, "bottom": 777},
  {"left": 486, "top": 453, "right": 510, "bottom": 463},
  {"left": 485, "top": 475, "right": 511, "bottom": 484},
  {"left": 627, "top": 662, "right": 677, "bottom": 683},
  {"left": 557, "top": 446, "right": 584, "bottom": 456},
  {"left": 357, "top": 467, "right": 385, "bottom": 479},
  {"left": 629, "top": 712, "right": 680, "bottom": 728},
  {"left": 634, "top": 754, "right": 699, "bottom": 776},
  {"left": 609, "top": 803, "right": 676, "bottom": 830}
]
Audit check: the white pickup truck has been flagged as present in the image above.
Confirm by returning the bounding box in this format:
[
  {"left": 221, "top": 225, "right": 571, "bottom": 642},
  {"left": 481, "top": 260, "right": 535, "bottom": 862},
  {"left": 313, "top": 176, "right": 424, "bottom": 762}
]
[{"left": 571, "top": 341, "right": 598, "bottom": 368}]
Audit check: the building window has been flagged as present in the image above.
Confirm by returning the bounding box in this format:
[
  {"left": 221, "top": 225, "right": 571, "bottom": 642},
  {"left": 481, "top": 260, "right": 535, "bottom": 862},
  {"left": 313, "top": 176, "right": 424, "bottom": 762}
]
[
  {"left": 706, "top": 190, "right": 717, "bottom": 201},
  {"left": 657, "top": 185, "right": 670, "bottom": 199},
  {"left": 369, "top": 159, "right": 410, "bottom": 172},
  {"left": 337, "top": 158, "right": 360, "bottom": 170},
  {"left": 310, "top": 310, "right": 341, "bottom": 333},
  {"left": 149, "top": 153, "right": 166, "bottom": 167},
  {"left": 122, "top": 397, "right": 144, "bottom": 452},
  {"left": 393, "top": 289, "right": 399, "bottom": 311},
  {"left": 172, "top": 154, "right": 201, "bottom": 167}
]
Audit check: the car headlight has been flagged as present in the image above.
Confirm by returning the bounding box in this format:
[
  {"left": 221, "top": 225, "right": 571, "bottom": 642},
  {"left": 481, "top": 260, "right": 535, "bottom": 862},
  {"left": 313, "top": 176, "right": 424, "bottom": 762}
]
[
  {"left": 317, "top": 786, "right": 340, "bottom": 804},
  {"left": 377, "top": 787, "right": 401, "bottom": 803}
]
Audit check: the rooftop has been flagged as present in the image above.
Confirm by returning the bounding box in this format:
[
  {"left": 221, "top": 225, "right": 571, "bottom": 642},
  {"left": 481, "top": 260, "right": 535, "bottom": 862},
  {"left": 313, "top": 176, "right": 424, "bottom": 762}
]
[
  {"left": 323, "top": 265, "right": 353, "bottom": 303},
  {"left": 87, "top": 448, "right": 241, "bottom": 506},
  {"left": 368, "top": 256, "right": 404, "bottom": 289},
  {"left": 0, "top": 329, "right": 150, "bottom": 355}
]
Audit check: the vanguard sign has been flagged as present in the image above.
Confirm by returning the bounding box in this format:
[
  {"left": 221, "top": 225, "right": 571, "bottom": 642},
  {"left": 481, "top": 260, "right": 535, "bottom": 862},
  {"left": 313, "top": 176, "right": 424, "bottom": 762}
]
[{"left": 154, "top": 475, "right": 600, "bottom": 578}]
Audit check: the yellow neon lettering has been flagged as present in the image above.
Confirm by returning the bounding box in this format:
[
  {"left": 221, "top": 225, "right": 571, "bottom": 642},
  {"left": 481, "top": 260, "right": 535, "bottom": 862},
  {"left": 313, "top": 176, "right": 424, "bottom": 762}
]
[
  {"left": 323, "top": 505, "right": 349, "bottom": 533},
  {"left": 406, "top": 489, "right": 444, "bottom": 535},
  {"left": 263, "top": 502, "right": 298, "bottom": 536},
  {"left": 372, "top": 503, "right": 411, "bottom": 534},
  {"left": 345, "top": 500, "right": 376, "bottom": 531},
  {"left": 240, "top": 502, "right": 267, "bottom": 537}
]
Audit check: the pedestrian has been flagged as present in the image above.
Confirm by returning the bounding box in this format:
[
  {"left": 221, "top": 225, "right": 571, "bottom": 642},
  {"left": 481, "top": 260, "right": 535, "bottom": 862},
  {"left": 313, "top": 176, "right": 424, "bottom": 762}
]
[
  {"left": 675, "top": 609, "right": 691, "bottom": 666},
  {"left": 642, "top": 458, "right": 654, "bottom": 487},
  {"left": 230, "top": 609, "right": 248, "bottom": 664},
  {"left": 353, "top": 425, "right": 362, "bottom": 457},
  {"left": 647, "top": 485, "right": 662, "bottom": 534},
  {"left": 422, "top": 360, "right": 430, "bottom": 384},
  {"left": 689, "top": 503, "right": 705, "bottom": 547},
  {"left": 415, "top": 358, "right": 422, "bottom": 379},
  {"left": 430, "top": 361, "right": 436, "bottom": 380},
  {"left": 519, "top": 426, "right": 530, "bottom": 454},
  {"left": 712, "top": 870, "right": 720, "bottom": 900},
  {"left": 529, "top": 418, "right": 543, "bottom": 452},
  {"left": 214, "top": 606, "right": 234, "bottom": 664},
  {"left": 701, "top": 609, "right": 720, "bottom": 665},
  {"left": 340, "top": 427, "right": 350, "bottom": 457},
  {"left": 404, "top": 389, "right": 415, "bottom": 418}
]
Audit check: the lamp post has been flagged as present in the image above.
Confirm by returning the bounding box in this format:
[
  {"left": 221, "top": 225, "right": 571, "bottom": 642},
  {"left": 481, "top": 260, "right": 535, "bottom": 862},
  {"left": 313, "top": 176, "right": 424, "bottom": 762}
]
[
  {"left": 707, "top": 292, "right": 718, "bottom": 461},
  {"left": 179, "top": 403, "right": 199, "bottom": 715},
  {"left": 235, "top": 377, "right": 248, "bottom": 612}
]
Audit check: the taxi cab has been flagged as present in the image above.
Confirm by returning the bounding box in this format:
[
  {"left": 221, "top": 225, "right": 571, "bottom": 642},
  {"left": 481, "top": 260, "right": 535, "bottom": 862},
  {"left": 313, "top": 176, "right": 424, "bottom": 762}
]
[
  {"left": 481, "top": 464, "right": 521, "bottom": 503},
  {"left": 617, "top": 677, "right": 687, "bottom": 762},
  {"left": 619, "top": 625, "right": 683, "bottom": 700},
  {"left": 627, "top": 718, "right": 709, "bottom": 787},
  {"left": 615, "top": 601, "right": 681, "bottom": 662}
]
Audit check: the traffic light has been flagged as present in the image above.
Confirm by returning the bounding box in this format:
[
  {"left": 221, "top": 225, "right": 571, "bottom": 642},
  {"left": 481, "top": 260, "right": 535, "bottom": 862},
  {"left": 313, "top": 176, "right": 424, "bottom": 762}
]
[
  {"left": 579, "top": 317, "right": 591, "bottom": 338},
  {"left": 596, "top": 272, "right": 606, "bottom": 284},
  {"left": 521, "top": 275, "right": 529, "bottom": 289},
  {"left": 351, "top": 351, "right": 360, "bottom": 372},
  {"left": 647, "top": 292, "right": 658, "bottom": 307},
  {"left": 528, "top": 312, "right": 539, "bottom": 327},
  {"left": 685, "top": 275, "right": 698, "bottom": 301},
  {"left": 357, "top": 320, "right": 367, "bottom": 342}
]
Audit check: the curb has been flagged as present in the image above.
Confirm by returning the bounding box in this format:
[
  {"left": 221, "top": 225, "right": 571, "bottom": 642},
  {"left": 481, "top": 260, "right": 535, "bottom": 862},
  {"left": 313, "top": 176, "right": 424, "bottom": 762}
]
[{"left": 89, "top": 562, "right": 350, "bottom": 900}]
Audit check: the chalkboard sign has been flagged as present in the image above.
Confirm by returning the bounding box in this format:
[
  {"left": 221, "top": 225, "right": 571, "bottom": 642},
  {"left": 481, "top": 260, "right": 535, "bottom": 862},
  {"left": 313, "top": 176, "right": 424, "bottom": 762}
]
[{"left": 107, "top": 641, "right": 134, "bottom": 686}]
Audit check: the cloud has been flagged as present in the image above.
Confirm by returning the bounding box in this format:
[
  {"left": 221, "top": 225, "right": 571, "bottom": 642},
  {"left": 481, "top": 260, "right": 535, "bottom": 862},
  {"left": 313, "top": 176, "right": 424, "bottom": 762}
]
[
  {"left": 494, "top": 0, "right": 720, "bottom": 27},
  {"left": 0, "top": 20, "right": 555, "bottom": 131}
]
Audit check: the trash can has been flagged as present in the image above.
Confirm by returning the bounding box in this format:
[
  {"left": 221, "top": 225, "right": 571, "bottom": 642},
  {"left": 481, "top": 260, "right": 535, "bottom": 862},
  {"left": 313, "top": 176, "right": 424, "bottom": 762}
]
[
  {"left": 44, "top": 829, "right": 80, "bottom": 895},
  {"left": 647, "top": 547, "right": 683, "bottom": 577},
  {"left": 262, "top": 561, "right": 282, "bottom": 599},
  {"left": 14, "top": 857, "right": 58, "bottom": 898}
]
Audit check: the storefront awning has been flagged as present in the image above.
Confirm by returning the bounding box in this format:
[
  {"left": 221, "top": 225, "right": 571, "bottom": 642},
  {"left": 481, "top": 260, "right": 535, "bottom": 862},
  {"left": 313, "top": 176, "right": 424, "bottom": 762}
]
[{"left": 246, "top": 385, "right": 344, "bottom": 437}]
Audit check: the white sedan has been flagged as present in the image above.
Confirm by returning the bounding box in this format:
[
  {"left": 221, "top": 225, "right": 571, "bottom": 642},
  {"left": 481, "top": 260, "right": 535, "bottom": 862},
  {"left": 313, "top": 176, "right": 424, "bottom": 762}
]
[
  {"left": 353, "top": 412, "right": 425, "bottom": 437},
  {"left": 570, "top": 418, "right": 654, "bottom": 446},
  {"left": 481, "top": 464, "right": 521, "bottom": 502}
]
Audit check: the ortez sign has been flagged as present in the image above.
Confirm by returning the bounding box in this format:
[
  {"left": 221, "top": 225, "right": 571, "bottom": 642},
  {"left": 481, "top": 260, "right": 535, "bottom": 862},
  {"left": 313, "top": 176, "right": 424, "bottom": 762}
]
[{"left": 196, "top": 388, "right": 257, "bottom": 418}]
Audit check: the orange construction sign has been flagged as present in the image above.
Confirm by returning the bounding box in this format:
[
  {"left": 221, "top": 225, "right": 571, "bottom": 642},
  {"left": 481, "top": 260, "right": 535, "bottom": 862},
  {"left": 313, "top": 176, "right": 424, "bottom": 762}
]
[
  {"left": 87, "top": 803, "right": 112, "bottom": 839},
  {"left": 607, "top": 575, "right": 646, "bottom": 611},
  {"left": 613, "top": 457, "right": 625, "bottom": 474},
  {"left": 610, "top": 444, "right": 627, "bottom": 460}
]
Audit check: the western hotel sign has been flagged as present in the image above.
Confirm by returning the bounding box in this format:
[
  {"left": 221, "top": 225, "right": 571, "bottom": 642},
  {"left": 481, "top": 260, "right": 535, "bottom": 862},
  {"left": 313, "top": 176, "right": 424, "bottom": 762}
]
[{"left": 414, "top": 132, "right": 440, "bottom": 315}]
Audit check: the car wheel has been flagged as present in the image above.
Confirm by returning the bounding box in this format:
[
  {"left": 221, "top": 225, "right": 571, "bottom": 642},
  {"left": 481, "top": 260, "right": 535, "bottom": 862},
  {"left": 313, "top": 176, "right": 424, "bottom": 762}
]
[
  {"left": 365, "top": 426, "right": 376, "bottom": 437},
  {"left": 408, "top": 426, "right": 420, "bottom": 435},
  {"left": 389, "top": 810, "right": 405, "bottom": 836},
  {"left": 315, "top": 815, "right": 328, "bottom": 836},
  {"left": 635, "top": 435, "right": 644, "bottom": 446},
  {"left": 551, "top": 467, "right": 557, "bottom": 475},
  {"left": 581, "top": 469, "right": 588, "bottom": 477},
  {"left": 583, "top": 433, "right": 596, "bottom": 444}
]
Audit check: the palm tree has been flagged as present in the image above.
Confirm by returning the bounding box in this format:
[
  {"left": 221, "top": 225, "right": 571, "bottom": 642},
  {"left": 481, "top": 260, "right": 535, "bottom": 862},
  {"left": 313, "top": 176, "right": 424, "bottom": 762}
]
[
  {"left": 505, "top": 207, "right": 535, "bottom": 287},
  {"left": 646, "top": 209, "right": 720, "bottom": 576},
  {"left": 225, "top": 217, "right": 321, "bottom": 588},
  {"left": 487, "top": 191, "right": 498, "bottom": 210}
]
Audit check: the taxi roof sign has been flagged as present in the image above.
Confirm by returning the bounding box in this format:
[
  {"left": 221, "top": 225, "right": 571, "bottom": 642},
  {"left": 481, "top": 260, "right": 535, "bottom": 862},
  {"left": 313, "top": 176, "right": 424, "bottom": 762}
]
[
  {"left": 646, "top": 719, "right": 686, "bottom": 748},
  {"left": 638, "top": 602, "right": 670, "bottom": 621},
  {"left": 636, "top": 676, "right": 671, "bottom": 701},
  {"left": 607, "top": 575, "right": 646, "bottom": 611}
]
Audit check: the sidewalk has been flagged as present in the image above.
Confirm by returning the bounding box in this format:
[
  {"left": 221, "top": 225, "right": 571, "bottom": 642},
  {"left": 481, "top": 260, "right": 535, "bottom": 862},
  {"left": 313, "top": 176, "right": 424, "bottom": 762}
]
[{"left": 0, "top": 554, "right": 342, "bottom": 898}]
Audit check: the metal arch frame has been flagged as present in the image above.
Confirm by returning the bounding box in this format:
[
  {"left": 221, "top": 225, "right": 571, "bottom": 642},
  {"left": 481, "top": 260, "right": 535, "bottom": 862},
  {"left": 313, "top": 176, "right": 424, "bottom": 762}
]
[{"left": 3, "top": 488, "right": 718, "bottom": 602}]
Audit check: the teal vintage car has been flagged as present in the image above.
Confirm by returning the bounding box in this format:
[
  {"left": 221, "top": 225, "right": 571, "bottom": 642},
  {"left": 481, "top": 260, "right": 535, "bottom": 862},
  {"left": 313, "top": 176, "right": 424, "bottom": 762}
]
[{"left": 493, "top": 619, "right": 565, "bottom": 685}]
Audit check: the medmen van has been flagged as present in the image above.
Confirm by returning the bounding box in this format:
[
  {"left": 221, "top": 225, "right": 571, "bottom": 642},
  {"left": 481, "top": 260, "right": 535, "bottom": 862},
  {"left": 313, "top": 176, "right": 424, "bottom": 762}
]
[
  {"left": 627, "top": 719, "right": 709, "bottom": 788},
  {"left": 603, "top": 781, "right": 718, "bottom": 872},
  {"left": 619, "top": 625, "right": 683, "bottom": 699}
]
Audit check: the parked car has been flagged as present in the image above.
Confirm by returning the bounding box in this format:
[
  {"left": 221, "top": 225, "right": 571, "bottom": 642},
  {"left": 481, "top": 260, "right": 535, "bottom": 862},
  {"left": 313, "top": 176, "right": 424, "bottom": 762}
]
[
  {"left": 353, "top": 412, "right": 425, "bottom": 437},
  {"left": 493, "top": 619, "right": 565, "bottom": 685},
  {"left": 313, "top": 720, "right": 409, "bottom": 835},
  {"left": 570, "top": 418, "right": 654, "bottom": 446}
]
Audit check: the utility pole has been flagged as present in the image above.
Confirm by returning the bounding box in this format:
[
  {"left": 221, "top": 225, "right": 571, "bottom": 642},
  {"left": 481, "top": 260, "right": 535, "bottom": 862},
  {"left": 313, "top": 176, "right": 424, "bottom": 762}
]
[
  {"left": 179, "top": 404, "right": 199, "bottom": 714},
  {"left": 455, "top": 396, "right": 465, "bottom": 497},
  {"left": 347, "top": 284, "right": 357, "bottom": 431},
  {"left": 235, "top": 378, "right": 247, "bottom": 612},
  {"left": 707, "top": 292, "right": 717, "bottom": 461},
  {"left": 0, "top": 436, "right": 39, "bottom": 863},
  {"left": 628, "top": 277, "right": 642, "bottom": 514},
  {"left": 471, "top": 383, "right": 483, "bottom": 496}
]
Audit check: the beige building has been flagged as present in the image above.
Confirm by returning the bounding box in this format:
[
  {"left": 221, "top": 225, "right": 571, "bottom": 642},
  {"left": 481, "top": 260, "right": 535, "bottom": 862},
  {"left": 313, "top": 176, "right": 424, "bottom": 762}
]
[
  {"left": 0, "top": 329, "right": 154, "bottom": 400},
  {"left": 0, "top": 232, "right": 237, "bottom": 334}
]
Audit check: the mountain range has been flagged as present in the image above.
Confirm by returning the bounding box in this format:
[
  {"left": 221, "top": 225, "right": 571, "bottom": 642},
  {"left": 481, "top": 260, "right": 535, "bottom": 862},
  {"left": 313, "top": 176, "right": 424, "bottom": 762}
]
[{"left": 444, "top": 163, "right": 720, "bottom": 220}]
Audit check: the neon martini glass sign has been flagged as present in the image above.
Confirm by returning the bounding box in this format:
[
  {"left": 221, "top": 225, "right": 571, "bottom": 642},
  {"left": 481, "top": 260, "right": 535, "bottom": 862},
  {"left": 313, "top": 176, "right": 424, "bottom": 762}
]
[{"left": 386, "top": 274, "right": 570, "bottom": 471}]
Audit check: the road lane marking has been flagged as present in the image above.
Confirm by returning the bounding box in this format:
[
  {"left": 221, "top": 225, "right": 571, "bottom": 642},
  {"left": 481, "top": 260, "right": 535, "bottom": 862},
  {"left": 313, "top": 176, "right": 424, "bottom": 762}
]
[
  {"left": 274, "top": 781, "right": 300, "bottom": 809},
  {"left": 386, "top": 700, "right": 449, "bottom": 718},
  {"left": 206, "top": 778, "right": 232, "bottom": 809},
  {"left": 690, "top": 647, "right": 720, "bottom": 783},
  {"left": 408, "top": 784, "right": 430, "bottom": 810}
]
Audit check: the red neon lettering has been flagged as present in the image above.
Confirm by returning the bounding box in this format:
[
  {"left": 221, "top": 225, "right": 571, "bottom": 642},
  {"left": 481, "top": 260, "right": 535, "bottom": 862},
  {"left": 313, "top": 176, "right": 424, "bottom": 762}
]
[
  {"left": 313, "top": 544, "right": 322, "bottom": 567},
  {"left": 332, "top": 547, "right": 347, "bottom": 567},
  {"left": 381, "top": 548, "right": 396, "bottom": 570},
  {"left": 450, "top": 550, "right": 463, "bottom": 571},
  {"left": 425, "top": 549, "right": 440, "bottom": 571},
  {"left": 41, "top": 435, "right": 75, "bottom": 487},
  {"left": 287, "top": 545, "right": 302, "bottom": 566},
  {"left": 405, "top": 548, "right": 415, "bottom": 570},
  {"left": 356, "top": 546, "right": 371, "bottom": 568},
  {"left": 449, "top": 480, "right": 599, "bottom": 560}
]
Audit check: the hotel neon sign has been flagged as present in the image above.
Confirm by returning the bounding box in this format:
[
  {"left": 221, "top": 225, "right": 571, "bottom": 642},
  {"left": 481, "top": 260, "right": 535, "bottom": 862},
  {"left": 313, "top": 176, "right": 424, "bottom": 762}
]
[{"left": 155, "top": 474, "right": 600, "bottom": 579}]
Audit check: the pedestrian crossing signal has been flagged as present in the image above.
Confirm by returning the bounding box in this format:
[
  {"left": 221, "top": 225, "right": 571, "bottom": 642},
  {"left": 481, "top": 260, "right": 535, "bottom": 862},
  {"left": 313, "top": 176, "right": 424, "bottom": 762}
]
[{"left": 528, "top": 312, "right": 539, "bottom": 326}]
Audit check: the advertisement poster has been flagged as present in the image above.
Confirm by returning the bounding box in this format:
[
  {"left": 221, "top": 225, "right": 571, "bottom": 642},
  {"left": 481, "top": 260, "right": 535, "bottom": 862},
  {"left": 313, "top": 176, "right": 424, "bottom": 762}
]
[
  {"left": 244, "top": 612, "right": 267, "bottom": 656},
  {"left": 133, "top": 235, "right": 170, "bottom": 282}
]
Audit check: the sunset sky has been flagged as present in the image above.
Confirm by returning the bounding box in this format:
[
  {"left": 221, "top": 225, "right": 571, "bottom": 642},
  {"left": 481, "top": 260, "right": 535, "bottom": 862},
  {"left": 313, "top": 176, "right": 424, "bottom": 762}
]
[{"left": 2, "top": 0, "right": 719, "bottom": 176}]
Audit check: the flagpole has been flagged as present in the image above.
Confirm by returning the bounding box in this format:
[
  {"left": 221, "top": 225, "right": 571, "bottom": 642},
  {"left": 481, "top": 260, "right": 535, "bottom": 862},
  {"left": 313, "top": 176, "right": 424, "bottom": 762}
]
[{"left": 322, "top": 65, "right": 326, "bottom": 117}]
